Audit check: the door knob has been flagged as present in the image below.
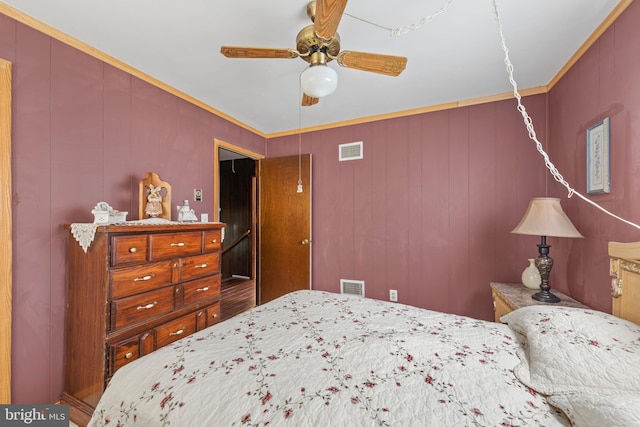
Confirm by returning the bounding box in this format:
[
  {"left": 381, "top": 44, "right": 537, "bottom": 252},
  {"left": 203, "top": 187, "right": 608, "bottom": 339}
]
[{"left": 301, "top": 239, "right": 310, "bottom": 245}]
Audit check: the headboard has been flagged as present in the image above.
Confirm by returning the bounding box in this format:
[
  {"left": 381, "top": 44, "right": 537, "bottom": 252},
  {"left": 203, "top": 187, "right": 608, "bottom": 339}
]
[{"left": 608, "top": 241, "right": 640, "bottom": 325}]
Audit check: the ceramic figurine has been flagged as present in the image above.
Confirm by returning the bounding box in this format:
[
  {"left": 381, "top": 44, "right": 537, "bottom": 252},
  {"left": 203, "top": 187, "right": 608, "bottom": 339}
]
[
  {"left": 177, "top": 200, "right": 198, "bottom": 222},
  {"left": 145, "top": 184, "right": 163, "bottom": 218}
]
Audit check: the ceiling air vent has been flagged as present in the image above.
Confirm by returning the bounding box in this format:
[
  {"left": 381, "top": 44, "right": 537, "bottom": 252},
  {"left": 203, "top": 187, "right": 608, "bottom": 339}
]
[
  {"left": 339, "top": 141, "right": 363, "bottom": 161},
  {"left": 340, "top": 279, "right": 365, "bottom": 297}
]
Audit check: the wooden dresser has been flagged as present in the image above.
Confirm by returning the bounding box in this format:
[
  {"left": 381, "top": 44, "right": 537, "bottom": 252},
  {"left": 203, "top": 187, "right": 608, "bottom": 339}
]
[{"left": 63, "top": 223, "right": 226, "bottom": 425}]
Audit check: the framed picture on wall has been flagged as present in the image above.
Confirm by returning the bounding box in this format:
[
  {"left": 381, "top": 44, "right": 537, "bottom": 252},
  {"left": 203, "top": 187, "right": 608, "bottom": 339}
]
[{"left": 586, "top": 117, "right": 610, "bottom": 194}]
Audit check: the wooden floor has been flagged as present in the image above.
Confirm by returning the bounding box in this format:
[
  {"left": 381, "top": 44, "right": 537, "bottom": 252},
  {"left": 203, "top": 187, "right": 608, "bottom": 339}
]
[{"left": 221, "top": 276, "right": 257, "bottom": 316}]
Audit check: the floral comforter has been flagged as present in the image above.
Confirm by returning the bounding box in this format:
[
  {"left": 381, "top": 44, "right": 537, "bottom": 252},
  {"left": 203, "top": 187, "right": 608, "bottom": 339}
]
[{"left": 89, "top": 290, "right": 569, "bottom": 426}]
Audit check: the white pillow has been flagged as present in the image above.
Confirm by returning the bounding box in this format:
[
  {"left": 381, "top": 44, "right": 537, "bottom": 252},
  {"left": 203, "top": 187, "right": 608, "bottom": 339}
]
[
  {"left": 547, "top": 392, "right": 640, "bottom": 427},
  {"left": 501, "top": 305, "right": 640, "bottom": 395}
]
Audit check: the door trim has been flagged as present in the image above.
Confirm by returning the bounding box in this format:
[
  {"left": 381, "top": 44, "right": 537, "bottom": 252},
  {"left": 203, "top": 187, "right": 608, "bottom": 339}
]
[{"left": 1, "top": 57, "right": 13, "bottom": 403}]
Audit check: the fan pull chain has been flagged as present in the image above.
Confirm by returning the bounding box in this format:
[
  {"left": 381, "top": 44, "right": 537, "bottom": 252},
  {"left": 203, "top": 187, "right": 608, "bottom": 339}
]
[
  {"left": 390, "top": 0, "right": 457, "bottom": 37},
  {"left": 344, "top": 0, "right": 456, "bottom": 37},
  {"left": 343, "top": 13, "right": 391, "bottom": 32},
  {"left": 491, "top": 0, "right": 640, "bottom": 230},
  {"left": 297, "top": 68, "right": 304, "bottom": 193}
]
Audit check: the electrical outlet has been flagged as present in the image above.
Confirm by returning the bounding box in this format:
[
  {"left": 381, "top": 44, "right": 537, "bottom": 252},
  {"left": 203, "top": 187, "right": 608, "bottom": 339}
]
[
  {"left": 389, "top": 289, "right": 398, "bottom": 302},
  {"left": 194, "top": 189, "right": 202, "bottom": 202}
]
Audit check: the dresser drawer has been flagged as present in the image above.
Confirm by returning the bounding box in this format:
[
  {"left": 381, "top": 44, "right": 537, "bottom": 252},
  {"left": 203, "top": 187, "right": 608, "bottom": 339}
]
[
  {"left": 149, "top": 232, "right": 203, "bottom": 260},
  {"left": 111, "top": 286, "right": 177, "bottom": 330},
  {"left": 204, "top": 229, "right": 222, "bottom": 252},
  {"left": 492, "top": 288, "right": 516, "bottom": 322},
  {"left": 111, "top": 235, "right": 148, "bottom": 266},
  {"left": 205, "top": 302, "right": 220, "bottom": 328},
  {"left": 196, "top": 302, "right": 221, "bottom": 331},
  {"left": 181, "top": 253, "right": 220, "bottom": 281},
  {"left": 110, "top": 331, "right": 154, "bottom": 374},
  {"left": 111, "top": 260, "right": 176, "bottom": 299},
  {"left": 183, "top": 275, "right": 221, "bottom": 306},
  {"left": 155, "top": 312, "right": 197, "bottom": 348}
]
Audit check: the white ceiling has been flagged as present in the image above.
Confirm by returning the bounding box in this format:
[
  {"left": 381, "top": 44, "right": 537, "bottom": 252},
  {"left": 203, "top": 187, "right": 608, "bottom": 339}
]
[{"left": 1, "top": 0, "right": 623, "bottom": 136}]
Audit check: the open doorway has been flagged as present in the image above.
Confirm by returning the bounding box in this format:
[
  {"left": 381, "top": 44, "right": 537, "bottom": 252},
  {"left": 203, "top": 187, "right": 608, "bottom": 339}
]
[
  {"left": 219, "top": 152, "right": 254, "bottom": 280},
  {"left": 214, "top": 139, "right": 312, "bottom": 310},
  {"left": 214, "top": 139, "right": 263, "bottom": 319}
]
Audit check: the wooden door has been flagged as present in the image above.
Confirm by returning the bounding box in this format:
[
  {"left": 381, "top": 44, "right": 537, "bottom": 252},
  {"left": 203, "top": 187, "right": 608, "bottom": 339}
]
[{"left": 259, "top": 155, "right": 311, "bottom": 304}]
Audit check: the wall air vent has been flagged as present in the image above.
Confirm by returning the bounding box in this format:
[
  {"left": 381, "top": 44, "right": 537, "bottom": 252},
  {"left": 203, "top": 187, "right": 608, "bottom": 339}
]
[
  {"left": 340, "top": 279, "right": 365, "bottom": 297},
  {"left": 339, "top": 141, "right": 363, "bottom": 161}
]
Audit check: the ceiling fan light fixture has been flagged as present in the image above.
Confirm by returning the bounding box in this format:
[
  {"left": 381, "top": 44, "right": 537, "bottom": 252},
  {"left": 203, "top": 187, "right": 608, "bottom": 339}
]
[{"left": 301, "top": 64, "right": 338, "bottom": 98}]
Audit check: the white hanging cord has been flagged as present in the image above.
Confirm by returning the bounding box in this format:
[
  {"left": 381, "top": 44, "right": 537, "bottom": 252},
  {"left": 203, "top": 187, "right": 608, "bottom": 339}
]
[
  {"left": 344, "top": 0, "right": 456, "bottom": 37},
  {"left": 491, "top": 0, "right": 640, "bottom": 231},
  {"left": 340, "top": 0, "right": 639, "bottom": 230},
  {"left": 298, "top": 107, "right": 302, "bottom": 193}
]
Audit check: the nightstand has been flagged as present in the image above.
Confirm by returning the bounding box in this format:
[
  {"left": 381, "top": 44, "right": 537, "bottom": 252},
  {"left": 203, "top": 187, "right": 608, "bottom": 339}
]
[{"left": 490, "top": 282, "right": 588, "bottom": 323}]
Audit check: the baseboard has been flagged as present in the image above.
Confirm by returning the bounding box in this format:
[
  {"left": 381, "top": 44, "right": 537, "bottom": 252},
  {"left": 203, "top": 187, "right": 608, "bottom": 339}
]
[{"left": 60, "top": 392, "right": 93, "bottom": 427}]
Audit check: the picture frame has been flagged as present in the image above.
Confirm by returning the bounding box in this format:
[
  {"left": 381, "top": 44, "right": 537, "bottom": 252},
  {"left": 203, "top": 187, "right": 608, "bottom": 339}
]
[{"left": 586, "top": 117, "right": 610, "bottom": 194}]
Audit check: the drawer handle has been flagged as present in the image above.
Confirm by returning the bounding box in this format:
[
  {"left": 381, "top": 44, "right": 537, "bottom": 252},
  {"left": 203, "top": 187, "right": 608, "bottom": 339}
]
[
  {"left": 196, "top": 286, "right": 210, "bottom": 292},
  {"left": 125, "top": 352, "right": 133, "bottom": 359},
  {"left": 136, "top": 302, "right": 158, "bottom": 311},
  {"left": 170, "top": 242, "right": 186, "bottom": 247},
  {"left": 129, "top": 247, "right": 137, "bottom": 253},
  {"left": 133, "top": 274, "right": 155, "bottom": 282},
  {"left": 211, "top": 313, "right": 217, "bottom": 318},
  {"left": 211, "top": 239, "right": 217, "bottom": 243},
  {"left": 194, "top": 263, "right": 208, "bottom": 269},
  {"left": 169, "top": 329, "right": 184, "bottom": 336}
]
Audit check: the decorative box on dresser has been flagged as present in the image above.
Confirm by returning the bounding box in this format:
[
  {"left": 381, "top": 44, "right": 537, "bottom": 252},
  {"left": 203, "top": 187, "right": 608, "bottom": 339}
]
[
  {"left": 63, "top": 222, "right": 226, "bottom": 426},
  {"left": 490, "top": 282, "right": 589, "bottom": 323}
]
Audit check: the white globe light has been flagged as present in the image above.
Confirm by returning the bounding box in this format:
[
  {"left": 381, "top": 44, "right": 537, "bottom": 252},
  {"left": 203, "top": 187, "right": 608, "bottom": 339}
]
[{"left": 300, "top": 65, "right": 338, "bottom": 98}]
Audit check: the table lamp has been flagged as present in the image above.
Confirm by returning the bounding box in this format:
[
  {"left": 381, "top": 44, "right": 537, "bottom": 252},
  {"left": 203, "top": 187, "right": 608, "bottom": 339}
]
[{"left": 511, "top": 197, "right": 583, "bottom": 302}]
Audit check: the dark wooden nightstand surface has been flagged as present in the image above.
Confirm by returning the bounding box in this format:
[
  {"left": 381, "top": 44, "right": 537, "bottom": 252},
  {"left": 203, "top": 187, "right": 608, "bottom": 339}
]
[{"left": 490, "top": 282, "right": 588, "bottom": 322}]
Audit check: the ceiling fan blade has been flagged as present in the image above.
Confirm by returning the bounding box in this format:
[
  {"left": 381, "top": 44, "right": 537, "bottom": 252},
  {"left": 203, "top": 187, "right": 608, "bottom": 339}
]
[
  {"left": 302, "top": 93, "right": 319, "bottom": 106},
  {"left": 336, "top": 51, "right": 407, "bottom": 76},
  {"left": 314, "top": 0, "right": 348, "bottom": 40},
  {"left": 220, "top": 46, "right": 298, "bottom": 59}
]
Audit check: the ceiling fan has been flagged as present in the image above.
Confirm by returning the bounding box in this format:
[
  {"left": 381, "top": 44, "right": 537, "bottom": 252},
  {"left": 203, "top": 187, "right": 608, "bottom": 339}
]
[{"left": 220, "top": 0, "right": 408, "bottom": 106}]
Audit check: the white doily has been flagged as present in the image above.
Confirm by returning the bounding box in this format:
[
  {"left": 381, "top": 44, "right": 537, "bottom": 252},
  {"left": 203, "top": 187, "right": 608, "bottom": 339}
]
[{"left": 70, "top": 223, "right": 98, "bottom": 253}]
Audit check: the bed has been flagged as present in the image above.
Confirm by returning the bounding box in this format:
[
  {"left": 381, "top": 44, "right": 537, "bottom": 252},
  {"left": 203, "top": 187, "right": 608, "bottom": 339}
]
[{"left": 87, "top": 242, "right": 640, "bottom": 426}]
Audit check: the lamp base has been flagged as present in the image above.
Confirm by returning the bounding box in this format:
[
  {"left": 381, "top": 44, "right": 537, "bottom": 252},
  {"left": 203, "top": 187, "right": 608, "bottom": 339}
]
[
  {"left": 532, "top": 236, "right": 560, "bottom": 303},
  {"left": 532, "top": 290, "right": 561, "bottom": 303}
]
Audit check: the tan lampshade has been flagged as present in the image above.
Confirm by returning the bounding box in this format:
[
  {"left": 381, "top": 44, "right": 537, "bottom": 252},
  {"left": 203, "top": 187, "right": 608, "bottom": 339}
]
[{"left": 511, "top": 197, "right": 583, "bottom": 238}]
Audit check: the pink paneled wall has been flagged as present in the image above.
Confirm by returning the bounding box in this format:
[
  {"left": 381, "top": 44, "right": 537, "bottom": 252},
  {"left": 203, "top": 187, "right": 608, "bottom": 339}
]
[
  {"left": 547, "top": 0, "right": 640, "bottom": 311},
  {"left": 267, "top": 96, "right": 548, "bottom": 320},
  {"left": 1, "top": 15, "right": 265, "bottom": 404},
  {"left": 2, "top": 0, "right": 640, "bottom": 408}
]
